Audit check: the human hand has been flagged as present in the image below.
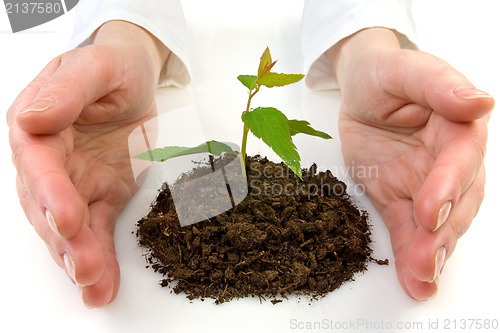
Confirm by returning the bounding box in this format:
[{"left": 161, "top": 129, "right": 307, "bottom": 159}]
[
  {"left": 328, "top": 28, "right": 494, "bottom": 300},
  {"left": 7, "top": 21, "right": 168, "bottom": 308}
]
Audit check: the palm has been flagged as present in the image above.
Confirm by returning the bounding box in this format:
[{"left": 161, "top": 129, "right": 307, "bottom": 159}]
[
  {"left": 63, "top": 117, "right": 145, "bottom": 226},
  {"left": 67, "top": 104, "right": 155, "bottom": 217},
  {"left": 340, "top": 108, "right": 449, "bottom": 220}
]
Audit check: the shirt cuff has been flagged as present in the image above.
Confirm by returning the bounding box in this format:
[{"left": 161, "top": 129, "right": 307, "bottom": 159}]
[
  {"left": 302, "top": 0, "right": 419, "bottom": 91},
  {"left": 69, "top": 0, "right": 191, "bottom": 88}
]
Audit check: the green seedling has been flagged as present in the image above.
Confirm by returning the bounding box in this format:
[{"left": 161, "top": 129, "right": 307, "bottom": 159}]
[{"left": 135, "top": 47, "right": 332, "bottom": 179}]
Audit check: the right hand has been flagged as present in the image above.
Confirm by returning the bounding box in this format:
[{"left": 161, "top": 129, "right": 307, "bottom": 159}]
[{"left": 7, "top": 21, "right": 168, "bottom": 308}]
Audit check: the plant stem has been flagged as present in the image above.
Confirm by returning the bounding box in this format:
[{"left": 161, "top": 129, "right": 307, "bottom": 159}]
[
  {"left": 241, "top": 124, "right": 249, "bottom": 162},
  {"left": 240, "top": 85, "right": 259, "bottom": 176},
  {"left": 240, "top": 86, "right": 259, "bottom": 160},
  {"left": 245, "top": 85, "right": 259, "bottom": 112}
]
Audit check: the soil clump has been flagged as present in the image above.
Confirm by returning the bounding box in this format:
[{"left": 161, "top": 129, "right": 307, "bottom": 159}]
[{"left": 136, "top": 155, "right": 376, "bottom": 304}]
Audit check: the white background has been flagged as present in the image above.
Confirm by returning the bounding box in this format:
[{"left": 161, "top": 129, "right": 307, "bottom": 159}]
[{"left": 1, "top": 1, "right": 499, "bottom": 332}]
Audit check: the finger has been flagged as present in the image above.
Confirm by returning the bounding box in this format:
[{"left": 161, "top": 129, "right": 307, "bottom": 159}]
[
  {"left": 381, "top": 199, "right": 437, "bottom": 300},
  {"left": 80, "top": 268, "right": 116, "bottom": 308},
  {"left": 14, "top": 46, "right": 124, "bottom": 135},
  {"left": 379, "top": 50, "right": 495, "bottom": 123},
  {"left": 11, "top": 130, "right": 87, "bottom": 239},
  {"left": 18, "top": 175, "right": 120, "bottom": 307},
  {"left": 407, "top": 165, "right": 485, "bottom": 284},
  {"left": 17, "top": 176, "right": 64, "bottom": 265},
  {"left": 81, "top": 251, "right": 120, "bottom": 308},
  {"left": 59, "top": 224, "right": 106, "bottom": 287},
  {"left": 74, "top": 200, "right": 121, "bottom": 308},
  {"left": 414, "top": 119, "right": 486, "bottom": 231},
  {"left": 391, "top": 218, "right": 440, "bottom": 302},
  {"left": 398, "top": 255, "right": 438, "bottom": 302},
  {"left": 5, "top": 52, "right": 65, "bottom": 125},
  {"left": 17, "top": 176, "right": 105, "bottom": 287},
  {"left": 20, "top": 192, "right": 106, "bottom": 287}
]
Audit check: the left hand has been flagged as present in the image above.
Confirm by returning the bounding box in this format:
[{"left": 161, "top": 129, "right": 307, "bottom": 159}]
[{"left": 328, "top": 28, "right": 494, "bottom": 300}]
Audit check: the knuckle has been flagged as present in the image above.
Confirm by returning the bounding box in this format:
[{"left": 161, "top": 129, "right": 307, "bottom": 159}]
[
  {"left": 472, "top": 172, "right": 486, "bottom": 217},
  {"left": 10, "top": 136, "right": 27, "bottom": 172},
  {"left": 16, "top": 178, "right": 33, "bottom": 225}
]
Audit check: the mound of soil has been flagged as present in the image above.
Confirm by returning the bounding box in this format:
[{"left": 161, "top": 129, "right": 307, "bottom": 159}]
[{"left": 136, "top": 155, "right": 379, "bottom": 304}]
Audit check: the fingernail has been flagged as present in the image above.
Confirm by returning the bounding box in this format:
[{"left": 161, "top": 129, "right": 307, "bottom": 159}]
[
  {"left": 45, "top": 209, "right": 62, "bottom": 238},
  {"left": 432, "top": 247, "right": 446, "bottom": 282},
  {"left": 435, "top": 201, "right": 452, "bottom": 231},
  {"left": 18, "top": 98, "right": 54, "bottom": 115},
  {"left": 63, "top": 253, "right": 76, "bottom": 285},
  {"left": 454, "top": 87, "right": 492, "bottom": 100},
  {"left": 79, "top": 286, "right": 94, "bottom": 309},
  {"left": 64, "top": 253, "right": 86, "bottom": 287},
  {"left": 415, "top": 280, "right": 439, "bottom": 302}
]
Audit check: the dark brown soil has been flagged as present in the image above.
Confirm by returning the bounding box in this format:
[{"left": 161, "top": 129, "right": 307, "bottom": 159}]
[{"left": 136, "top": 155, "right": 378, "bottom": 304}]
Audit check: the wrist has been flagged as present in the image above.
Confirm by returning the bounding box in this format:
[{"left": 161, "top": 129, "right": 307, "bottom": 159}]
[
  {"left": 92, "top": 20, "right": 169, "bottom": 80},
  {"left": 326, "top": 28, "right": 400, "bottom": 89}
]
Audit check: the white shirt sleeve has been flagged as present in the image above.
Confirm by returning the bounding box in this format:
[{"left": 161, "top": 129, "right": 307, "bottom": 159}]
[
  {"left": 302, "top": 0, "right": 419, "bottom": 91},
  {"left": 69, "top": 0, "right": 191, "bottom": 88}
]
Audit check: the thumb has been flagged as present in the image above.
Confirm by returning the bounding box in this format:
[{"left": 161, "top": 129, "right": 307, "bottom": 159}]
[
  {"left": 15, "top": 46, "right": 123, "bottom": 135},
  {"left": 382, "top": 50, "right": 495, "bottom": 122}
]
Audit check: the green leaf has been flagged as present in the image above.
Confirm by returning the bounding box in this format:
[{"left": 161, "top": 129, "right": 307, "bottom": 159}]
[
  {"left": 257, "top": 47, "right": 276, "bottom": 78},
  {"left": 134, "top": 140, "right": 235, "bottom": 162},
  {"left": 288, "top": 120, "right": 333, "bottom": 139},
  {"left": 242, "top": 107, "right": 302, "bottom": 178},
  {"left": 257, "top": 72, "right": 305, "bottom": 88},
  {"left": 237, "top": 75, "right": 258, "bottom": 90}
]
